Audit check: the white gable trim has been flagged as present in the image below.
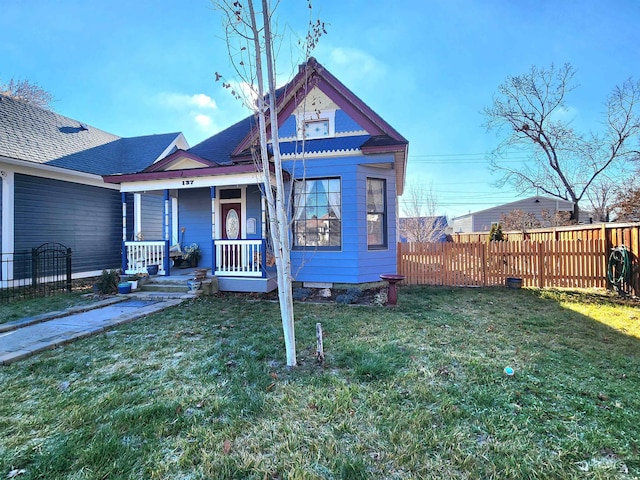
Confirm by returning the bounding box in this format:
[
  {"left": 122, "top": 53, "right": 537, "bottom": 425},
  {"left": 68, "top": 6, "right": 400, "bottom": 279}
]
[{"left": 153, "top": 133, "right": 190, "bottom": 164}]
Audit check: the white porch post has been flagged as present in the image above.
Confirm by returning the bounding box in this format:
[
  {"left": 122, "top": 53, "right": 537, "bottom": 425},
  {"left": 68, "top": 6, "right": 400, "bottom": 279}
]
[
  {"left": 261, "top": 191, "right": 267, "bottom": 240},
  {"left": 163, "top": 190, "right": 170, "bottom": 242},
  {"left": 163, "top": 189, "right": 170, "bottom": 274},
  {"left": 133, "top": 193, "right": 141, "bottom": 239},
  {"left": 1, "top": 170, "right": 15, "bottom": 284},
  {"left": 121, "top": 192, "right": 127, "bottom": 271}
]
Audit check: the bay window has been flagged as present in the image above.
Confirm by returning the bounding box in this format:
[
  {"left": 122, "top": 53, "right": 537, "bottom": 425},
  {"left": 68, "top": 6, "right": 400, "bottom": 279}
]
[{"left": 293, "top": 178, "right": 341, "bottom": 249}]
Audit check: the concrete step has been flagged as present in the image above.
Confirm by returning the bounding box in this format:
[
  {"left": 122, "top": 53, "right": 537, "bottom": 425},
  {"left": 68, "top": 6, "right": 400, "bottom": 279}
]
[{"left": 140, "top": 283, "right": 189, "bottom": 293}]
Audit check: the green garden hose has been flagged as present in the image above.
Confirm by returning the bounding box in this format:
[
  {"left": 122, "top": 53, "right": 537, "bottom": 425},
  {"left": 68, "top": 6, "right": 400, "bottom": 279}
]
[{"left": 607, "top": 245, "right": 631, "bottom": 292}]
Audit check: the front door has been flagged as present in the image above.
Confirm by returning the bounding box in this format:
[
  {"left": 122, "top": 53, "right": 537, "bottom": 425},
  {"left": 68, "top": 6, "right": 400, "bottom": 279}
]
[
  {"left": 221, "top": 203, "right": 242, "bottom": 269},
  {"left": 221, "top": 203, "right": 241, "bottom": 239}
]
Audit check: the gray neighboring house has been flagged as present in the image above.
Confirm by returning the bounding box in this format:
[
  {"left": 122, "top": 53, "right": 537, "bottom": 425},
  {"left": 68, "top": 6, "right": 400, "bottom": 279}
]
[
  {"left": 0, "top": 94, "right": 187, "bottom": 284},
  {"left": 450, "top": 195, "right": 592, "bottom": 233}
]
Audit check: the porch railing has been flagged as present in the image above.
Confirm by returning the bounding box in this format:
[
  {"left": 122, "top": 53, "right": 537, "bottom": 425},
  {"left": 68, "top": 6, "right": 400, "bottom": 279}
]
[
  {"left": 214, "top": 239, "right": 265, "bottom": 277},
  {"left": 124, "top": 241, "right": 167, "bottom": 275}
]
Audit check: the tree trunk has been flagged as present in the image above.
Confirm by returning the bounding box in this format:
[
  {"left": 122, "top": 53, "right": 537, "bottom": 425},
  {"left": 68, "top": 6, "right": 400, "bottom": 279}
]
[{"left": 246, "top": 0, "right": 296, "bottom": 366}]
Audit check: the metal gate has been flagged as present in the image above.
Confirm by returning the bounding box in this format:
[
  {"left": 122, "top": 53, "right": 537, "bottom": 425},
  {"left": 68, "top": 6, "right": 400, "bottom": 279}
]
[{"left": 31, "top": 242, "right": 72, "bottom": 296}]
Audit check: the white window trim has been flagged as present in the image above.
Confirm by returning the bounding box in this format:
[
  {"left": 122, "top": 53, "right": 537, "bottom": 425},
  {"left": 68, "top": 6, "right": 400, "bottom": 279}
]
[{"left": 216, "top": 186, "right": 246, "bottom": 239}]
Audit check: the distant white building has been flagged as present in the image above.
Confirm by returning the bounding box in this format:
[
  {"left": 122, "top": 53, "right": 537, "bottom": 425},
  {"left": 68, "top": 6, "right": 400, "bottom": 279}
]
[{"left": 450, "top": 196, "right": 592, "bottom": 233}]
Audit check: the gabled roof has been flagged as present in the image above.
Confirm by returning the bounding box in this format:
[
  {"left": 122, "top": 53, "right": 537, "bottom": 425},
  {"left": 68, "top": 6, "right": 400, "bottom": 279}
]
[
  {"left": 0, "top": 94, "right": 184, "bottom": 176},
  {"left": 451, "top": 196, "right": 575, "bottom": 220},
  {"left": 143, "top": 149, "right": 220, "bottom": 172},
  {"left": 232, "top": 57, "right": 408, "bottom": 157},
  {"left": 185, "top": 57, "right": 409, "bottom": 193}
]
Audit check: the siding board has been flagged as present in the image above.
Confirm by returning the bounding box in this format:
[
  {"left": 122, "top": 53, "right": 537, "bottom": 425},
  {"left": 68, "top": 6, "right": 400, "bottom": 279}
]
[
  {"left": 140, "top": 192, "right": 164, "bottom": 240},
  {"left": 14, "top": 174, "right": 121, "bottom": 272}
]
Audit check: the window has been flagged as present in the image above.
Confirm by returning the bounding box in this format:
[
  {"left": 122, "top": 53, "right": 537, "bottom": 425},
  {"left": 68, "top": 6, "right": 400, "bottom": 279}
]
[
  {"left": 304, "top": 119, "right": 330, "bottom": 139},
  {"left": 220, "top": 188, "right": 241, "bottom": 200},
  {"left": 293, "top": 178, "right": 341, "bottom": 249},
  {"left": 367, "top": 178, "right": 387, "bottom": 249},
  {"left": 297, "top": 109, "right": 336, "bottom": 139}
]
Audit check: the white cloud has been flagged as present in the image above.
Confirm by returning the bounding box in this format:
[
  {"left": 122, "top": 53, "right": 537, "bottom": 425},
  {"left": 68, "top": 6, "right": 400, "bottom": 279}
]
[
  {"left": 190, "top": 94, "right": 217, "bottom": 109},
  {"left": 194, "top": 113, "right": 213, "bottom": 129},
  {"left": 550, "top": 105, "right": 579, "bottom": 123},
  {"left": 328, "top": 47, "right": 388, "bottom": 82},
  {"left": 157, "top": 92, "right": 218, "bottom": 110}
]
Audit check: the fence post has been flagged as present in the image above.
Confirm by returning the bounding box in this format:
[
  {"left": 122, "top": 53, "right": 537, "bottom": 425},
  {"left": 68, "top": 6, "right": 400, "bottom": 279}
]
[
  {"left": 537, "top": 241, "right": 545, "bottom": 288},
  {"left": 31, "top": 247, "right": 38, "bottom": 291},
  {"left": 481, "top": 242, "right": 487, "bottom": 287},
  {"left": 66, "top": 247, "right": 72, "bottom": 292}
]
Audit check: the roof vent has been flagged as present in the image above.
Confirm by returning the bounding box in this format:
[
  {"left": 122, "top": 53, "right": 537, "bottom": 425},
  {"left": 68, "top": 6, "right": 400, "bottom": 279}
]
[{"left": 79, "top": 123, "right": 88, "bottom": 131}]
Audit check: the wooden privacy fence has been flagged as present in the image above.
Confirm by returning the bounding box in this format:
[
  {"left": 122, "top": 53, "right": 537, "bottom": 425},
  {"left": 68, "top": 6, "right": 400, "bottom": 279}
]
[
  {"left": 398, "top": 239, "right": 616, "bottom": 291},
  {"left": 402, "top": 222, "right": 640, "bottom": 295}
]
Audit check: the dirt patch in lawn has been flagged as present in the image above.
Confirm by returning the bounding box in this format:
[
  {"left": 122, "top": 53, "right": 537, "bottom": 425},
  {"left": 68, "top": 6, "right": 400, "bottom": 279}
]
[{"left": 231, "top": 286, "right": 389, "bottom": 306}]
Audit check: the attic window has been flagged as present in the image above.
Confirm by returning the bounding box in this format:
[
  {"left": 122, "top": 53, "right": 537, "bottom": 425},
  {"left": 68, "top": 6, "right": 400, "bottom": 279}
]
[
  {"left": 297, "top": 109, "right": 335, "bottom": 139},
  {"left": 304, "top": 119, "right": 330, "bottom": 139}
]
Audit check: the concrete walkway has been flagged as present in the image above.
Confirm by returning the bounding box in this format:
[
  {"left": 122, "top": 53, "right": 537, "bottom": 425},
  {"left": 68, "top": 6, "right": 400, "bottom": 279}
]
[{"left": 0, "top": 294, "right": 189, "bottom": 365}]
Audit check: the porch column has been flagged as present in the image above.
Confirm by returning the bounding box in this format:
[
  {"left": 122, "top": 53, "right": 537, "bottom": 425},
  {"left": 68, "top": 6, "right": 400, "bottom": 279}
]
[
  {"left": 163, "top": 190, "right": 170, "bottom": 242},
  {"left": 163, "top": 190, "right": 170, "bottom": 275},
  {"left": 261, "top": 192, "right": 267, "bottom": 240},
  {"left": 261, "top": 188, "right": 267, "bottom": 279},
  {"left": 210, "top": 186, "right": 216, "bottom": 273},
  {"left": 121, "top": 192, "right": 127, "bottom": 272},
  {"left": 1, "top": 171, "right": 15, "bottom": 284}
]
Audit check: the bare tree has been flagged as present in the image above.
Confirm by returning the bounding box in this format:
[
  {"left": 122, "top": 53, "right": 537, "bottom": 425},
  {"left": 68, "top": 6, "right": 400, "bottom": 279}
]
[
  {"left": 613, "top": 186, "right": 640, "bottom": 221},
  {"left": 400, "top": 181, "right": 447, "bottom": 242},
  {"left": 215, "top": 0, "right": 323, "bottom": 367},
  {"left": 0, "top": 77, "right": 54, "bottom": 109},
  {"left": 499, "top": 209, "right": 541, "bottom": 233},
  {"left": 585, "top": 174, "right": 617, "bottom": 222},
  {"left": 540, "top": 209, "right": 572, "bottom": 227},
  {"left": 483, "top": 63, "right": 640, "bottom": 222}
]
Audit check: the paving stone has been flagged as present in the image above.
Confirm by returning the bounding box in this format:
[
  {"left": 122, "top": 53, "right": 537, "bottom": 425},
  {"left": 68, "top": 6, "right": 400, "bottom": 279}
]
[{"left": 0, "top": 298, "right": 187, "bottom": 365}]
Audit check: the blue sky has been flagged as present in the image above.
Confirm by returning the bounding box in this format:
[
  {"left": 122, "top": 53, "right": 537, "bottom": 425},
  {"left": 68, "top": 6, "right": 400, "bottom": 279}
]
[{"left": 2, "top": 0, "right": 639, "bottom": 219}]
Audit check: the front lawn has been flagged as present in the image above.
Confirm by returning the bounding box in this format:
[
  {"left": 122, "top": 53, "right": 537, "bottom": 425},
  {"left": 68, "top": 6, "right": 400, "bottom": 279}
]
[
  {"left": 0, "top": 286, "right": 638, "bottom": 479},
  {"left": 0, "top": 291, "right": 96, "bottom": 325}
]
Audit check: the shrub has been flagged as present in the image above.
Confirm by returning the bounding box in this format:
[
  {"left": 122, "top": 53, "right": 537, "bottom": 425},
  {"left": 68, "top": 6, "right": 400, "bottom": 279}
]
[
  {"left": 96, "top": 269, "right": 120, "bottom": 294},
  {"left": 336, "top": 287, "right": 362, "bottom": 304},
  {"left": 487, "top": 223, "right": 504, "bottom": 242},
  {"left": 292, "top": 287, "right": 312, "bottom": 301}
]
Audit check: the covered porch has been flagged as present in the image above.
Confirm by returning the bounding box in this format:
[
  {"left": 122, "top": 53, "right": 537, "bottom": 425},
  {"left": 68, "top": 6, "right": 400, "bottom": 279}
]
[{"left": 103, "top": 150, "right": 279, "bottom": 292}]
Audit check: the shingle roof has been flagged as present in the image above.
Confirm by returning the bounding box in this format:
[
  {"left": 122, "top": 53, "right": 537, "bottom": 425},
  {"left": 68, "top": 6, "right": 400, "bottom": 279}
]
[
  {"left": 0, "top": 94, "right": 180, "bottom": 175},
  {"left": 188, "top": 116, "right": 256, "bottom": 164},
  {"left": 277, "top": 135, "right": 371, "bottom": 156}
]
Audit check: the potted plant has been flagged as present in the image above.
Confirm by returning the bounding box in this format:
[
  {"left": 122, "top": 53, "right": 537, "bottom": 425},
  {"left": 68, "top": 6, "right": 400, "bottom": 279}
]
[
  {"left": 126, "top": 272, "right": 146, "bottom": 290},
  {"left": 183, "top": 243, "right": 201, "bottom": 268}
]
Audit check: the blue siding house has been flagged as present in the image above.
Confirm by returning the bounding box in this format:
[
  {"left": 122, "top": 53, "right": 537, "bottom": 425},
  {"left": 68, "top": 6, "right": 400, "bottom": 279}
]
[
  {"left": 0, "top": 94, "right": 187, "bottom": 286},
  {"left": 104, "top": 58, "right": 409, "bottom": 291}
]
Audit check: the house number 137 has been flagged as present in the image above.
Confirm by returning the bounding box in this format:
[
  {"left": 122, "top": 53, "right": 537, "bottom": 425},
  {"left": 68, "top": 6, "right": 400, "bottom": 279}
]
[{"left": 182, "top": 180, "right": 194, "bottom": 185}]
